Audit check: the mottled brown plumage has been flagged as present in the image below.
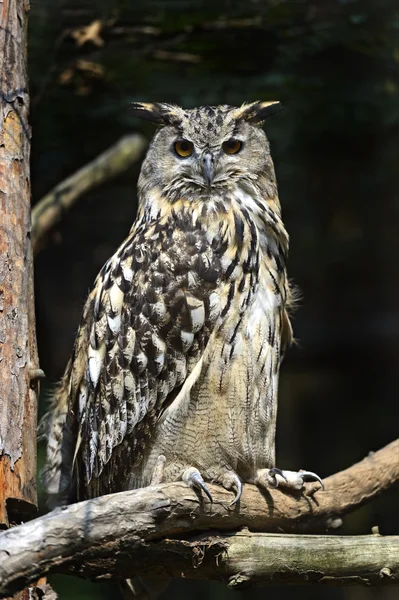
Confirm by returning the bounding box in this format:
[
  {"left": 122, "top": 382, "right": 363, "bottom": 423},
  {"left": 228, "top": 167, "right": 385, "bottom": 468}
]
[{"left": 43, "top": 101, "right": 321, "bottom": 512}]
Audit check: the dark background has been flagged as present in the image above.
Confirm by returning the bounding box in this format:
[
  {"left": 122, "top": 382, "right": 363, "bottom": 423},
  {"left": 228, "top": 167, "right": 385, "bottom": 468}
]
[{"left": 30, "top": 0, "right": 399, "bottom": 598}]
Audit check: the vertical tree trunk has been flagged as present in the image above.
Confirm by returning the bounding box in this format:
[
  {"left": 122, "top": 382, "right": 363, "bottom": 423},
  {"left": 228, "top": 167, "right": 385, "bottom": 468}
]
[{"left": 0, "top": 0, "right": 38, "bottom": 529}]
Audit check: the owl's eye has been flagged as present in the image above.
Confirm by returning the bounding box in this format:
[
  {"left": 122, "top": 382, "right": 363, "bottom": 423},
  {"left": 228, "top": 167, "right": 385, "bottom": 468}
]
[
  {"left": 174, "top": 139, "right": 194, "bottom": 158},
  {"left": 222, "top": 139, "right": 242, "bottom": 155}
]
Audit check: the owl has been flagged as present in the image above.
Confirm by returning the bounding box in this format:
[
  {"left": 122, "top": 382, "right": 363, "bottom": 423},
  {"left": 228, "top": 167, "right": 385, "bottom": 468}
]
[{"left": 43, "top": 101, "right": 322, "bottom": 513}]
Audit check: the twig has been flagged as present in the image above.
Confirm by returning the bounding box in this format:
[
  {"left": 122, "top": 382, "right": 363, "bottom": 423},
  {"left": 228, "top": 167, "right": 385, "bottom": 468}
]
[
  {"left": 152, "top": 49, "right": 202, "bottom": 63},
  {"left": 0, "top": 439, "right": 397, "bottom": 596},
  {"left": 31, "top": 134, "right": 147, "bottom": 255}
]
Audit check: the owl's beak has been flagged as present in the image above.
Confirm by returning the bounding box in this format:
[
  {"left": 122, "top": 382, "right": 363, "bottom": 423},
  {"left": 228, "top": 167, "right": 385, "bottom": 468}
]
[{"left": 202, "top": 151, "right": 214, "bottom": 186}]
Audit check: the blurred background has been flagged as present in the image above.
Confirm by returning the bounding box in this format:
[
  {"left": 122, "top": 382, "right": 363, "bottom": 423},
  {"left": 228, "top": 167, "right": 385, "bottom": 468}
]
[{"left": 30, "top": 0, "right": 399, "bottom": 598}]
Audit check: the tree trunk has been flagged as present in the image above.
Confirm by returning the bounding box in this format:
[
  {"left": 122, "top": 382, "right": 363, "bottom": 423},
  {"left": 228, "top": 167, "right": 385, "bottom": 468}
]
[{"left": 0, "top": 0, "right": 38, "bottom": 530}]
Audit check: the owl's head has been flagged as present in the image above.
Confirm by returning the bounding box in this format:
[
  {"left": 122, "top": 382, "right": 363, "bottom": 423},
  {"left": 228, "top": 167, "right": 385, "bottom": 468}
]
[{"left": 132, "top": 101, "right": 281, "bottom": 202}]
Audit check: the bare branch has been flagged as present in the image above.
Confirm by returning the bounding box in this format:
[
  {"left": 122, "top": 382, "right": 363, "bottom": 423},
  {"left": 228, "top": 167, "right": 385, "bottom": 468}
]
[
  {"left": 152, "top": 50, "right": 202, "bottom": 63},
  {"left": 31, "top": 134, "right": 147, "bottom": 255},
  {"left": 0, "top": 439, "right": 397, "bottom": 596}
]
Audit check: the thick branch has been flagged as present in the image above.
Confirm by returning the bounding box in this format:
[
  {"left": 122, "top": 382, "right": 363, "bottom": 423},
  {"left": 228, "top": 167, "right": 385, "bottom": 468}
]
[
  {"left": 4, "top": 530, "right": 398, "bottom": 596},
  {"left": 70, "top": 532, "right": 398, "bottom": 587},
  {"left": 31, "top": 134, "right": 147, "bottom": 254},
  {"left": 0, "top": 439, "right": 397, "bottom": 596}
]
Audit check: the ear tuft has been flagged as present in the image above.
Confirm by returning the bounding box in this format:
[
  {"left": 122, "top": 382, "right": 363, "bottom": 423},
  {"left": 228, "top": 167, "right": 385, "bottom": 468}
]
[
  {"left": 234, "top": 101, "right": 282, "bottom": 123},
  {"left": 130, "top": 102, "right": 167, "bottom": 125},
  {"left": 130, "top": 102, "right": 184, "bottom": 126}
]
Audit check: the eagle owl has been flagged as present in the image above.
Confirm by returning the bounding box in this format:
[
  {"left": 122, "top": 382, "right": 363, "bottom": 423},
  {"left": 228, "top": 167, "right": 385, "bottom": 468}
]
[{"left": 43, "top": 101, "right": 322, "bottom": 512}]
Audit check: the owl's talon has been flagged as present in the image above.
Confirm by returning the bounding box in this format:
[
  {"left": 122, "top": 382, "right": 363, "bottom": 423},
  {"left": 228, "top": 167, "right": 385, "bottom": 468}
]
[
  {"left": 230, "top": 476, "right": 243, "bottom": 506},
  {"left": 183, "top": 467, "right": 213, "bottom": 503},
  {"left": 268, "top": 467, "right": 288, "bottom": 487},
  {"left": 221, "top": 472, "right": 242, "bottom": 506},
  {"left": 298, "top": 470, "right": 325, "bottom": 491},
  {"left": 256, "top": 467, "right": 324, "bottom": 491}
]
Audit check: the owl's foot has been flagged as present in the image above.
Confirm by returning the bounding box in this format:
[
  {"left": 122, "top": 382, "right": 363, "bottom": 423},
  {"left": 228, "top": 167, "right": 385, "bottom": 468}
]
[
  {"left": 182, "top": 467, "right": 242, "bottom": 506},
  {"left": 182, "top": 467, "right": 213, "bottom": 503},
  {"left": 256, "top": 467, "right": 324, "bottom": 491},
  {"left": 220, "top": 470, "right": 242, "bottom": 506}
]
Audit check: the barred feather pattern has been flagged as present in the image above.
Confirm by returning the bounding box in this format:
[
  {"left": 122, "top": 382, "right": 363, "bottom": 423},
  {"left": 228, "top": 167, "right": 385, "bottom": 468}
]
[{"left": 43, "top": 102, "right": 293, "bottom": 505}]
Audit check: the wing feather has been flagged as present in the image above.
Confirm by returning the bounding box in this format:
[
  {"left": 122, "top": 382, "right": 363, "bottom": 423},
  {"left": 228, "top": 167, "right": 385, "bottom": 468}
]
[{"left": 60, "top": 214, "right": 224, "bottom": 499}]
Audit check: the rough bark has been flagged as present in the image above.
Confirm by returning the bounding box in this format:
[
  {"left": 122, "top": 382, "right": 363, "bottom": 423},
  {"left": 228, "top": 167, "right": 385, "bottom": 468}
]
[
  {"left": 0, "top": 439, "right": 397, "bottom": 596},
  {"left": 2, "top": 528, "right": 398, "bottom": 597},
  {"left": 31, "top": 133, "right": 147, "bottom": 255},
  {"left": 0, "top": 0, "right": 39, "bottom": 528}
]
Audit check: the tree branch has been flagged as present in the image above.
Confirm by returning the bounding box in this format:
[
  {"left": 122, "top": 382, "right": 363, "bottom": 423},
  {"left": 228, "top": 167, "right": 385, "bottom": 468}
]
[
  {"left": 0, "top": 439, "right": 397, "bottom": 596},
  {"left": 31, "top": 134, "right": 147, "bottom": 255}
]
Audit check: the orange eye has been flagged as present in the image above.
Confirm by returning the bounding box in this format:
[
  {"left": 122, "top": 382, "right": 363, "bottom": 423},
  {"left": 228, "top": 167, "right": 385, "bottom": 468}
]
[
  {"left": 174, "top": 139, "right": 194, "bottom": 158},
  {"left": 222, "top": 139, "right": 242, "bottom": 155}
]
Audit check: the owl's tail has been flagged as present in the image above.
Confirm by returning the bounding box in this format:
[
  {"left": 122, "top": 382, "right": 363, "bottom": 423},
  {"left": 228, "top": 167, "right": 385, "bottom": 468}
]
[{"left": 39, "top": 374, "right": 77, "bottom": 508}]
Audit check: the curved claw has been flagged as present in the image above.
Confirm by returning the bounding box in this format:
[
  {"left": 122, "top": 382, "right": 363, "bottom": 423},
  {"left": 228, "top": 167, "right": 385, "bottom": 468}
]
[
  {"left": 183, "top": 467, "right": 213, "bottom": 503},
  {"left": 267, "top": 467, "right": 288, "bottom": 487},
  {"left": 268, "top": 467, "right": 288, "bottom": 482},
  {"left": 300, "top": 470, "right": 325, "bottom": 491},
  {"left": 192, "top": 472, "right": 213, "bottom": 503},
  {"left": 228, "top": 474, "right": 243, "bottom": 507}
]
